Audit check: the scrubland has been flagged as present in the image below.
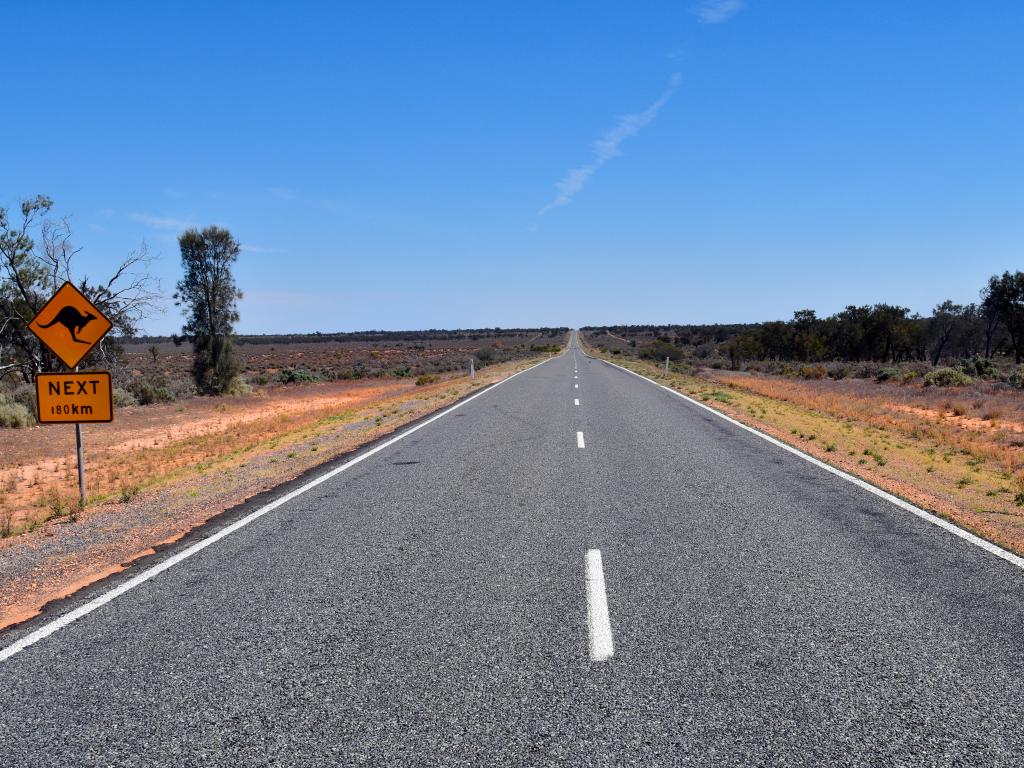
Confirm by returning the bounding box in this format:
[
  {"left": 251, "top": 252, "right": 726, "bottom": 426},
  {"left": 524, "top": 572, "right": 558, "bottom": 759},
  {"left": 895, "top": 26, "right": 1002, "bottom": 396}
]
[{"left": 582, "top": 335, "right": 1024, "bottom": 558}]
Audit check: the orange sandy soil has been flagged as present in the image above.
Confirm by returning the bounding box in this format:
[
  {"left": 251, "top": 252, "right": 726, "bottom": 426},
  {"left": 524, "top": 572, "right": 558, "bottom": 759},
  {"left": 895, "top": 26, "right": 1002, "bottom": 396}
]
[
  {"left": 582, "top": 345, "right": 1024, "bottom": 560},
  {"left": 0, "top": 356, "right": 550, "bottom": 630}
]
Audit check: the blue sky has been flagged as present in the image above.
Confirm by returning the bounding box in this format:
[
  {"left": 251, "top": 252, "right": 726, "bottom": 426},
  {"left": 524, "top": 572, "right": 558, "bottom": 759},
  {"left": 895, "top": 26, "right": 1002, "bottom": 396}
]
[{"left": 6, "top": 1, "right": 1023, "bottom": 334}]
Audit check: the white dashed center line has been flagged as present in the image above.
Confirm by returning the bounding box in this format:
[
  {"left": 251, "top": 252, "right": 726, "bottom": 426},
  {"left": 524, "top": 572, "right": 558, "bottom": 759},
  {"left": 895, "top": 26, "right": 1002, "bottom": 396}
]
[
  {"left": 585, "top": 549, "right": 614, "bottom": 662},
  {"left": 574, "top": 383, "right": 578, "bottom": 389},
  {"left": 574, "top": 398, "right": 579, "bottom": 406},
  {"left": 577, "top": 431, "right": 585, "bottom": 448}
]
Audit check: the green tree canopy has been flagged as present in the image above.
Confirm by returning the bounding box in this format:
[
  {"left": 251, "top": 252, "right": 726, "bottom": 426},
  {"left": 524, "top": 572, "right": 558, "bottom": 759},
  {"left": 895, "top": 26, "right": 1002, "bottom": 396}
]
[{"left": 174, "top": 226, "right": 244, "bottom": 394}]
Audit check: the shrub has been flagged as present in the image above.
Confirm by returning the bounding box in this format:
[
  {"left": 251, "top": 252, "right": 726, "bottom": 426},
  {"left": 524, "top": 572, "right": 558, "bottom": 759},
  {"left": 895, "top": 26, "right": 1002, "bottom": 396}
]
[
  {"left": 798, "top": 364, "right": 827, "bottom": 380},
  {"left": 639, "top": 340, "right": 684, "bottom": 362},
  {"left": 112, "top": 388, "right": 138, "bottom": 407},
  {"left": 415, "top": 374, "right": 439, "bottom": 386},
  {"left": 899, "top": 371, "right": 920, "bottom": 384},
  {"left": 223, "top": 375, "right": 252, "bottom": 396},
  {"left": 130, "top": 379, "right": 174, "bottom": 405},
  {"left": 875, "top": 368, "right": 899, "bottom": 382},
  {"left": 923, "top": 368, "right": 973, "bottom": 387},
  {"left": 0, "top": 400, "right": 33, "bottom": 428},
  {"left": 475, "top": 347, "right": 494, "bottom": 363},
  {"left": 11, "top": 385, "right": 36, "bottom": 416},
  {"left": 958, "top": 356, "right": 994, "bottom": 378},
  {"left": 1008, "top": 366, "right": 1024, "bottom": 389},
  {"left": 277, "top": 367, "right": 320, "bottom": 384},
  {"left": 829, "top": 365, "right": 849, "bottom": 380}
]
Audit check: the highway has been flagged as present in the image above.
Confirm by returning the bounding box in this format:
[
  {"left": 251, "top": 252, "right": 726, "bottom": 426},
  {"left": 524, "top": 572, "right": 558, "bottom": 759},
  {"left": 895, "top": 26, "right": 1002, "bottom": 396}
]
[{"left": 2, "top": 332, "right": 1023, "bottom": 766}]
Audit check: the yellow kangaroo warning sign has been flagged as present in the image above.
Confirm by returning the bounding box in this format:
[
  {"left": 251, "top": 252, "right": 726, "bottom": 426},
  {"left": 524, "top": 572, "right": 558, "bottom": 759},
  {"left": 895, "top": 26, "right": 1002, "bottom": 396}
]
[
  {"left": 35, "top": 372, "right": 113, "bottom": 423},
  {"left": 28, "top": 282, "right": 113, "bottom": 369}
]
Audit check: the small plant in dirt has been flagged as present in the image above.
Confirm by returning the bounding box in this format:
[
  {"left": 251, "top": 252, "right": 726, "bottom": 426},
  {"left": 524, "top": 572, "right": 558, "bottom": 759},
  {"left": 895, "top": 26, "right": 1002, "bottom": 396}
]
[
  {"left": 119, "top": 484, "right": 141, "bottom": 503},
  {"left": 0, "top": 506, "right": 14, "bottom": 538},
  {"left": 923, "top": 368, "right": 972, "bottom": 387},
  {"left": 41, "top": 488, "right": 76, "bottom": 520},
  {"left": 863, "top": 448, "right": 887, "bottom": 466},
  {"left": 415, "top": 374, "right": 439, "bottom": 386}
]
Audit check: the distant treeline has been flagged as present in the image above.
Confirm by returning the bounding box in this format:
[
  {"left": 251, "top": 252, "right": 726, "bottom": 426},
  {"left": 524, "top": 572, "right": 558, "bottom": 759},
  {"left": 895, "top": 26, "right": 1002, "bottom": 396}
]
[
  {"left": 585, "top": 271, "right": 1024, "bottom": 367},
  {"left": 126, "top": 327, "right": 570, "bottom": 346}
]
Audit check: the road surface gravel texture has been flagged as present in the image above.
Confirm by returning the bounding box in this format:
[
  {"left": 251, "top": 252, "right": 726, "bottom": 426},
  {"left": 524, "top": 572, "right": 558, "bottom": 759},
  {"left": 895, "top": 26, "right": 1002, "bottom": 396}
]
[{"left": 1, "top": 334, "right": 1023, "bottom": 766}]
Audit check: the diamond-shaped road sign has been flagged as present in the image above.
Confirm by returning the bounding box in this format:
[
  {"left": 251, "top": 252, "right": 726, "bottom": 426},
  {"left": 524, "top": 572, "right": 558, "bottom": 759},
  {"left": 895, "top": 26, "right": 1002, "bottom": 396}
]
[{"left": 28, "top": 281, "right": 113, "bottom": 369}]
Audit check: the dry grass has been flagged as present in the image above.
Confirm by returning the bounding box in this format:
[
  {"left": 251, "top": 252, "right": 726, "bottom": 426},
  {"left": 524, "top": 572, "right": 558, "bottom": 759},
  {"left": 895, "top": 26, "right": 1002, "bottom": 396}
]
[
  {"left": 585, "top": 346, "right": 1024, "bottom": 558},
  {"left": 0, "top": 356, "right": 550, "bottom": 539}
]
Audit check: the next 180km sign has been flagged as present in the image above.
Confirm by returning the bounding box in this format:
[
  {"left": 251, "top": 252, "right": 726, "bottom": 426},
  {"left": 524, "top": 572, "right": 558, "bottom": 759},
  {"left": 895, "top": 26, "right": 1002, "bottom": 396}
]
[{"left": 35, "top": 372, "right": 113, "bottom": 423}]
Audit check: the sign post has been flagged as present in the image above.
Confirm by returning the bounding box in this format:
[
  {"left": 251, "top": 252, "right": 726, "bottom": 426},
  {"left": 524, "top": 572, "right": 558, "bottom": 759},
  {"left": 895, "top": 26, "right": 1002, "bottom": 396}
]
[
  {"left": 28, "top": 282, "right": 113, "bottom": 508},
  {"left": 76, "top": 423, "right": 86, "bottom": 505}
]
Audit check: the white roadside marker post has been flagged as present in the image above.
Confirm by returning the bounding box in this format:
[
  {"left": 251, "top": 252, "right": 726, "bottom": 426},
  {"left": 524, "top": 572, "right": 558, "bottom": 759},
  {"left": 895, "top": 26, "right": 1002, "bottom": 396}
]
[
  {"left": 664, "top": 356, "right": 669, "bottom": 374},
  {"left": 470, "top": 358, "right": 475, "bottom": 380}
]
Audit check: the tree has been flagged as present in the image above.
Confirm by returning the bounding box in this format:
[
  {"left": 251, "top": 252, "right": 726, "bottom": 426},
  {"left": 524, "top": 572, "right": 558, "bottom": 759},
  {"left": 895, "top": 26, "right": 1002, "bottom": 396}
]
[
  {"left": 1, "top": 195, "right": 159, "bottom": 383},
  {"left": 982, "top": 272, "right": 1024, "bottom": 363},
  {"left": 928, "top": 300, "right": 963, "bottom": 365},
  {"left": 174, "top": 226, "right": 243, "bottom": 394},
  {"left": 791, "top": 309, "right": 825, "bottom": 361}
]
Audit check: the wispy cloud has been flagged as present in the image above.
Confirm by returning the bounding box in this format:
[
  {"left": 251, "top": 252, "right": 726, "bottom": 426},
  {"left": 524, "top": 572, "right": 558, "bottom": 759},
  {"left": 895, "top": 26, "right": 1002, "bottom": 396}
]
[
  {"left": 129, "top": 213, "right": 196, "bottom": 231},
  {"left": 538, "top": 73, "right": 682, "bottom": 217},
  {"left": 695, "top": 0, "right": 745, "bottom": 24},
  {"left": 240, "top": 244, "right": 284, "bottom": 254}
]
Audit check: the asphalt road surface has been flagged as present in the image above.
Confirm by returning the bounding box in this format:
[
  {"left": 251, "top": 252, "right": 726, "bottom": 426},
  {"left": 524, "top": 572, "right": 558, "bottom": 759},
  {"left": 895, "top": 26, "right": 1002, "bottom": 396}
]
[{"left": 2, "top": 333, "right": 1023, "bottom": 766}]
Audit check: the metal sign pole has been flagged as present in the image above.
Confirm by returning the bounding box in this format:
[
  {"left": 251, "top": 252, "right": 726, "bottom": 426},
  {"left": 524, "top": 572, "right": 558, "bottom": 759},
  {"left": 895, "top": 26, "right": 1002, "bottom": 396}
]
[
  {"left": 74, "top": 364, "right": 85, "bottom": 508},
  {"left": 75, "top": 423, "right": 86, "bottom": 508}
]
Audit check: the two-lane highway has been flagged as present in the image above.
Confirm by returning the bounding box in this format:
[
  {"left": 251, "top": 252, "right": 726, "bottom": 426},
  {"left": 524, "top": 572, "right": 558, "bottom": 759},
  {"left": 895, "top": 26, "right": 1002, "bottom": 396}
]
[{"left": 2, "top": 332, "right": 1023, "bottom": 766}]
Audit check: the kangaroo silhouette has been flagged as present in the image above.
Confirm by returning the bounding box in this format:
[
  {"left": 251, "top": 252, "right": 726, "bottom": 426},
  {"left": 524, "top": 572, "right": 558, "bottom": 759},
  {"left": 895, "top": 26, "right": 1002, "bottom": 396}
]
[{"left": 37, "top": 306, "right": 98, "bottom": 344}]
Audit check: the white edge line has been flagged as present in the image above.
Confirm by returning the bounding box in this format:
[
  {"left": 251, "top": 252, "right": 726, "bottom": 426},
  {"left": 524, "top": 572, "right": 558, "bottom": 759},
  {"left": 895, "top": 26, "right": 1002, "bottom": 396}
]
[
  {"left": 0, "top": 354, "right": 561, "bottom": 663},
  {"left": 597, "top": 356, "right": 1024, "bottom": 572},
  {"left": 586, "top": 549, "right": 614, "bottom": 662}
]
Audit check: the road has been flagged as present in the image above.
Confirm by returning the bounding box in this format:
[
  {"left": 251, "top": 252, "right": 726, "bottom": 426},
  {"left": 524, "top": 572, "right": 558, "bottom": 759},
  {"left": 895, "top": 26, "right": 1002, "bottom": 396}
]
[{"left": 2, "top": 332, "right": 1023, "bottom": 766}]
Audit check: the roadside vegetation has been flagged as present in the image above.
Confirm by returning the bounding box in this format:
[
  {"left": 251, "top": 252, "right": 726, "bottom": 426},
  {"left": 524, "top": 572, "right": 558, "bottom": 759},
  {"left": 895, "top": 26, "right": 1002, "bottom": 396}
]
[
  {"left": 585, "top": 271, "right": 1024, "bottom": 381},
  {"left": 582, "top": 326, "right": 1024, "bottom": 558}
]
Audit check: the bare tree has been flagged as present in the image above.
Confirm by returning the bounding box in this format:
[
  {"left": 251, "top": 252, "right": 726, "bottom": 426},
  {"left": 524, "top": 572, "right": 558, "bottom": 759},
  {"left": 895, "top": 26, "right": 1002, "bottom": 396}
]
[{"left": 0, "top": 195, "right": 161, "bottom": 382}]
